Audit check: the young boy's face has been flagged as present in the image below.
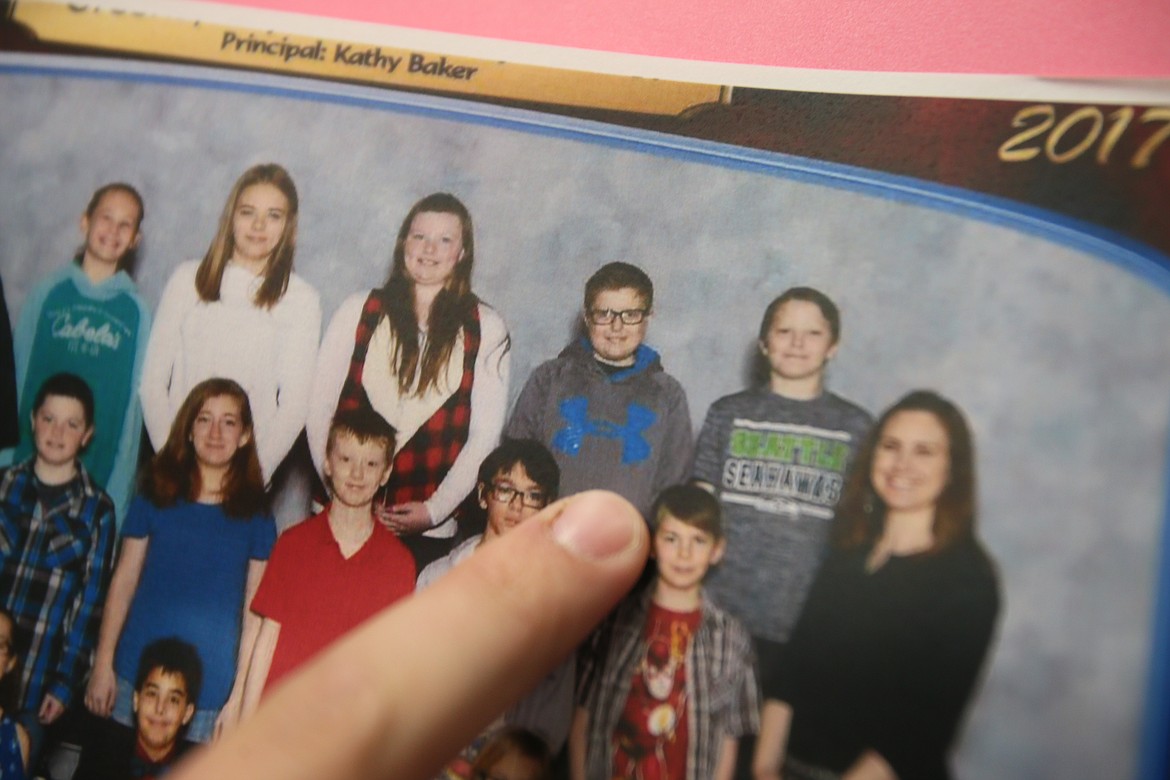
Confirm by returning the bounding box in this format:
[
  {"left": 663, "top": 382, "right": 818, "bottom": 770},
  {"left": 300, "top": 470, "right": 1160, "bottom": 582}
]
[
  {"left": 81, "top": 189, "right": 141, "bottom": 269},
  {"left": 759, "top": 299, "right": 838, "bottom": 384},
  {"left": 652, "top": 515, "right": 725, "bottom": 594},
  {"left": 585, "top": 286, "right": 650, "bottom": 366},
  {"left": 133, "top": 668, "right": 194, "bottom": 755},
  {"left": 31, "top": 395, "right": 93, "bottom": 470},
  {"left": 479, "top": 463, "right": 548, "bottom": 538},
  {"left": 324, "top": 431, "right": 393, "bottom": 509}
]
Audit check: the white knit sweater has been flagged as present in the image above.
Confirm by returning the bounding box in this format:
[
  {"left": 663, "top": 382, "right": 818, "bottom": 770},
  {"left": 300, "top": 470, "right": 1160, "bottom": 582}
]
[{"left": 140, "top": 260, "right": 322, "bottom": 482}]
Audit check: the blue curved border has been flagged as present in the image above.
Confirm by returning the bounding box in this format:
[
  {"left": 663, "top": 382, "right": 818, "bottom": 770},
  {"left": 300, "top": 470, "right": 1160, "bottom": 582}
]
[{"left": 2, "top": 53, "right": 1168, "bottom": 779}]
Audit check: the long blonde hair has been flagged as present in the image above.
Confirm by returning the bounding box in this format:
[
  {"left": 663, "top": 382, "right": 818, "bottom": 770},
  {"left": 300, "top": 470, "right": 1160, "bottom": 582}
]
[{"left": 195, "top": 163, "right": 299, "bottom": 309}]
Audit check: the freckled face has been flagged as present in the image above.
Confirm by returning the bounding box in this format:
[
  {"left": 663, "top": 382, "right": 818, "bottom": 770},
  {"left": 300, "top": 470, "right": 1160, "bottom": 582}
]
[
  {"left": 759, "top": 300, "right": 838, "bottom": 383},
  {"left": 324, "top": 432, "right": 392, "bottom": 509},
  {"left": 190, "top": 395, "right": 250, "bottom": 470},
  {"left": 585, "top": 287, "right": 649, "bottom": 366},
  {"left": 32, "top": 395, "right": 93, "bottom": 469},
  {"left": 402, "top": 211, "right": 465, "bottom": 290},
  {"left": 231, "top": 183, "right": 289, "bottom": 266},
  {"left": 871, "top": 410, "right": 951, "bottom": 518}
]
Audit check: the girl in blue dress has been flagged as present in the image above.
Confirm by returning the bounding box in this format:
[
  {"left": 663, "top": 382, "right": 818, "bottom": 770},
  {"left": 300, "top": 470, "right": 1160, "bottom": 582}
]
[{"left": 84, "top": 378, "right": 276, "bottom": 742}]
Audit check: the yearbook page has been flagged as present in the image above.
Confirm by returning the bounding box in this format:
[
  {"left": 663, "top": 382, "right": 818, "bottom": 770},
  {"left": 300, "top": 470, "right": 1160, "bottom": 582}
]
[{"left": 1, "top": 1, "right": 1168, "bottom": 778}]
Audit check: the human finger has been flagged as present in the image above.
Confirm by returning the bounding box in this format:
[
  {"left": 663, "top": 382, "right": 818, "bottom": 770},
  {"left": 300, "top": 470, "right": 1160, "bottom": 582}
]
[
  {"left": 39, "top": 694, "right": 64, "bottom": 724},
  {"left": 170, "top": 490, "right": 648, "bottom": 780}
]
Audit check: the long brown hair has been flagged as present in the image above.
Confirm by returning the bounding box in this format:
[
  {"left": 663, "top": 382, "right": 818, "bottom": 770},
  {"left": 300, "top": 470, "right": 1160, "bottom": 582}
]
[
  {"left": 833, "top": 390, "right": 977, "bottom": 554},
  {"left": 143, "top": 378, "right": 267, "bottom": 518},
  {"left": 381, "top": 192, "right": 478, "bottom": 396},
  {"left": 195, "top": 163, "right": 299, "bottom": 309}
]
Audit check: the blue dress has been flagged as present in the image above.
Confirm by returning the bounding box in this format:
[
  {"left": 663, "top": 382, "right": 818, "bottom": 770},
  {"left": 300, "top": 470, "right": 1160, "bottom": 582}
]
[
  {"left": 113, "top": 497, "right": 275, "bottom": 710},
  {"left": 0, "top": 715, "right": 26, "bottom": 780}
]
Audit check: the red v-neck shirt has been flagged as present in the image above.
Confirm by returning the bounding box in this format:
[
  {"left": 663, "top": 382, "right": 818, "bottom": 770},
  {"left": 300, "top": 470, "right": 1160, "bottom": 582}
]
[{"left": 251, "top": 510, "right": 416, "bottom": 692}]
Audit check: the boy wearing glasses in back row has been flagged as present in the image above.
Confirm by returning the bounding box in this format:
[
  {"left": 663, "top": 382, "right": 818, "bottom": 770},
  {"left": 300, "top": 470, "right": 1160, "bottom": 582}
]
[
  {"left": 505, "top": 262, "right": 692, "bottom": 517},
  {"left": 417, "top": 439, "right": 569, "bottom": 771}
]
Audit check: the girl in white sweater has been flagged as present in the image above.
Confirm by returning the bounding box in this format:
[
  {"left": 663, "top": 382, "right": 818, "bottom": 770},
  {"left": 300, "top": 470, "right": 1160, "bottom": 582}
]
[{"left": 141, "top": 164, "right": 321, "bottom": 484}]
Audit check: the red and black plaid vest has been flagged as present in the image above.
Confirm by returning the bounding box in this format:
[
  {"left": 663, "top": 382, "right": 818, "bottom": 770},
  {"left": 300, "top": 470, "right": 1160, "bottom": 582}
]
[{"left": 335, "top": 289, "right": 481, "bottom": 510}]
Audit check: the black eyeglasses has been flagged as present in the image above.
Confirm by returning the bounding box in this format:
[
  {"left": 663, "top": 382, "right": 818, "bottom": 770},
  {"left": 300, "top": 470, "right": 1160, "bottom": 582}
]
[
  {"left": 587, "top": 307, "right": 649, "bottom": 325},
  {"left": 488, "top": 482, "right": 548, "bottom": 509}
]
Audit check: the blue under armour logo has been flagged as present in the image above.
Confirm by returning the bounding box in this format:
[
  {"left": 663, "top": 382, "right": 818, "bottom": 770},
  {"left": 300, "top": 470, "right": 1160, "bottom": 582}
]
[{"left": 552, "top": 397, "right": 655, "bottom": 464}]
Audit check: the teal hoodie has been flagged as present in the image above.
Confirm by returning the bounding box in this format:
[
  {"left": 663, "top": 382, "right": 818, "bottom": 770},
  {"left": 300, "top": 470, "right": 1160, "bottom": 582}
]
[{"left": 1, "top": 262, "right": 151, "bottom": 529}]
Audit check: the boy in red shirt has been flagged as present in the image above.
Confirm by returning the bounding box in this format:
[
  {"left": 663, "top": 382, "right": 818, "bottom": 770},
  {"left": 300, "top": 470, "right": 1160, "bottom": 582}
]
[
  {"left": 570, "top": 485, "right": 759, "bottom": 780},
  {"left": 240, "top": 408, "right": 415, "bottom": 716}
]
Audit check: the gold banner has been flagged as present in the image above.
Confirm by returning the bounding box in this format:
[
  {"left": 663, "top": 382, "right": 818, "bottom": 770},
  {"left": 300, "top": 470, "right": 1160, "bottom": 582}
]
[{"left": 10, "top": 2, "right": 726, "bottom": 115}]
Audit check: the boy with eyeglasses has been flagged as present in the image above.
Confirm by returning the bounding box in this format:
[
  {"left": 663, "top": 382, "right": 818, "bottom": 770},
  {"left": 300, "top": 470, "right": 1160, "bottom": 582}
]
[
  {"left": 239, "top": 408, "right": 415, "bottom": 717},
  {"left": 505, "top": 261, "right": 692, "bottom": 517},
  {"left": 416, "top": 439, "right": 569, "bottom": 775}
]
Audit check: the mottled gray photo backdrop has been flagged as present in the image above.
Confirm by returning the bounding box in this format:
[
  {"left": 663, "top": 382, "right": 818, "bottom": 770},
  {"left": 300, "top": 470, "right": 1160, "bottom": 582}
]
[{"left": 2, "top": 56, "right": 1169, "bottom": 779}]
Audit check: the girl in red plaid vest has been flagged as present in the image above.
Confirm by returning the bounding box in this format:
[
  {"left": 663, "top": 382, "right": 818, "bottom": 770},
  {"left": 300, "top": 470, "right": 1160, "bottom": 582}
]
[{"left": 307, "top": 193, "right": 510, "bottom": 569}]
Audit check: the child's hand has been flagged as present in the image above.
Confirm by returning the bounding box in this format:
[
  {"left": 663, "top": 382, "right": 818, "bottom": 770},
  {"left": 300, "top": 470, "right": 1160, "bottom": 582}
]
[
  {"left": 168, "top": 491, "right": 648, "bottom": 780},
  {"left": 85, "top": 665, "right": 118, "bottom": 717},
  {"left": 38, "top": 694, "right": 65, "bottom": 724},
  {"left": 377, "top": 501, "right": 433, "bottom": 535}
]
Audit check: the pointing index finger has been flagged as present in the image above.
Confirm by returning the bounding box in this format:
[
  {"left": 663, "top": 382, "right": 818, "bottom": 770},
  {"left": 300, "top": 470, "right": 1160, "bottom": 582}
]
[{"left": 173, "top": 489, "right": 648, "bottom": 780}]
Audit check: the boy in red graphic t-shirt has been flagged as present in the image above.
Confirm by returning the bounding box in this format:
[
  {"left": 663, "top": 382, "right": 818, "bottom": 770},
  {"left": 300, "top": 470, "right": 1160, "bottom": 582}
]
[{"left": 570, "top": 485, "right": 759, "bottom": 780}]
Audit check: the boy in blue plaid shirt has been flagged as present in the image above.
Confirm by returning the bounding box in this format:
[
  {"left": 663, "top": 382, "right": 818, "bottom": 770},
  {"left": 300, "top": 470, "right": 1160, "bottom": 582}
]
[{"left": 0, "top": 373, "right": 116, "bottom": 749}]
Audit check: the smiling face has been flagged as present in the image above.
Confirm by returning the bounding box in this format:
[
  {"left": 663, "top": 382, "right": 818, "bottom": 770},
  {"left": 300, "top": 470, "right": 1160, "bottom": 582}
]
[
  {"left": 871, "top": 410, "right": 951, "bottom": 520},
  {"left": 585, "top": 287, "right": 650, "bottom": 366},
  {"left": 32, "top": 395, "right": 94, "bottom": 472},
  {"left": 324, "top": 432, "right": 393, "bottom": 509},
  {"left": 189, "top": 394, "right": 250, "bottom": 471},
  {"left": 479, "top": 462, "right": 549, "bottom": 540},
  {"left": 230, "top": 182, "right": 290, "bottom": 268},
  {"left": 133, "top": 668, "right": 194, "bottom": 759},
  {"left": 652, "top": 515, "right": 725, "bottom": 595},
  {"left": 759, "top": 299, "right": 838, "bottom": 386},
  {"left": 80, "top": 188, "right": 142, "bottom": 269},
  {"left": 402, "top": 210, "right": 465, "bottom": 290}
]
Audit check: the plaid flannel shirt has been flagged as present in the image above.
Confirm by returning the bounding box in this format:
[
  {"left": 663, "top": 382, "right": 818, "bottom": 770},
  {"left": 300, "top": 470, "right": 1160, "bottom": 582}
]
[
  {"left": 336, "top": 289, "right": 481, "bottom": 507},
  {"left": 579, "top": 586, "right": 760, "bottom": 780},
  {"left": 0, "top": 459, "right": 116, "bottom": 710}
]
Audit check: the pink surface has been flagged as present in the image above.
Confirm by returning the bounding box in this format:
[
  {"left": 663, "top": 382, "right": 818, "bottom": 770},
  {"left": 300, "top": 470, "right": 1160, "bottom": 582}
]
[{"left": 206, "top": 0, "right": 1170, "bottom": 77}]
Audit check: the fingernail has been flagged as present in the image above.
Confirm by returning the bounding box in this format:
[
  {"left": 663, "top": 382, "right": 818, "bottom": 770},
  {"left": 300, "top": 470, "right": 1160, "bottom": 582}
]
[{"left": 551, "top": 492, "right": 640, "bottom": 561}]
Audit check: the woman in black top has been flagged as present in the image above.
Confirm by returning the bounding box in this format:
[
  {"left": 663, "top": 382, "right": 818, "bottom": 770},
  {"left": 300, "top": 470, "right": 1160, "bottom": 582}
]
[{"left": 753, "top": 390, "right": 1000, "bottom": 780}]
